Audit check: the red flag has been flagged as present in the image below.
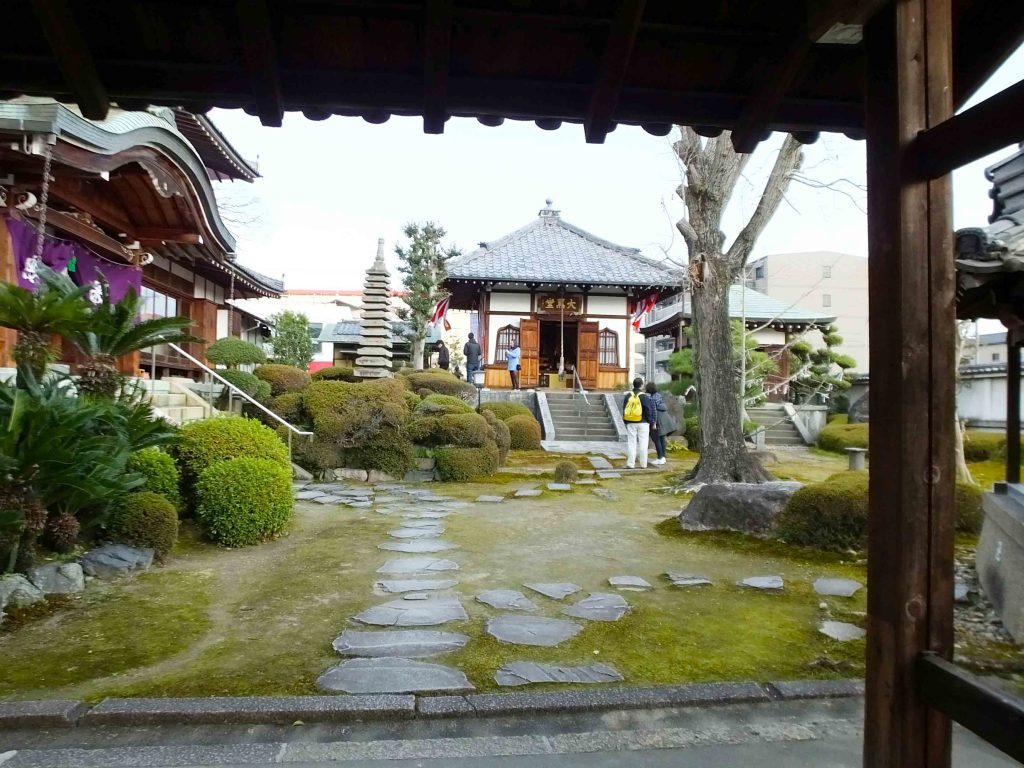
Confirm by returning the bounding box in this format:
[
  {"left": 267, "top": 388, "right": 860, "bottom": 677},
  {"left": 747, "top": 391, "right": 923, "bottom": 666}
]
[
  {"left": 631, "top": 291, "right": 660, "bottom": 330},
  {"left": 443, "top": 317, "right": 452, "bottom": 332},
  {"left": 430, "top": 295, "right": 450, "bottom": 325}
]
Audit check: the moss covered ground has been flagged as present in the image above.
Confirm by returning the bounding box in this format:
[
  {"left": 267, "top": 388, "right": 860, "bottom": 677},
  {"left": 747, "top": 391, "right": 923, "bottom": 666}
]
[{"left": 0, "top": 446, "right": 1012, "bottom": 700}]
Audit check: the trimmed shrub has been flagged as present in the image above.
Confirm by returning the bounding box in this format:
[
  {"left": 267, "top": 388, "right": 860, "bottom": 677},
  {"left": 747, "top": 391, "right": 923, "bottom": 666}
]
[
  {"left": 963, "top": 430, "right": 1005, "bottom": 462},
  {"left": 108, "top": 490, "right": 179, "bottom": 559},
  {"left": 311, "top": 365, "right": 356, "bottom": 382},
  {"left": 817, "top": 421, "right": 869, "bottom": 453},
  {"left": 254, "top": 364, "right": 311, "bottom": 396},
  {"left": 294, "top": 437, "right": 343, "bottom": 476},
  {"left": 346, "top": 429, "right": 415, "bottom": 479},
  {"left": 684, "top": 416, "right": 701, "bottom": 453},
  {"left": 206, "top": 337, "right": 266, "bottom": 368},
  {"left": 955, "top": 482, "right": 984, "bottom": 534},
  {"left": 434, "top": 443, "right": 500, "bottom": 482},
  {"left": 196, "top": 457, "right": 293, "bottom": 547},
  {"left": 507, "top": 414, "right": 542, "bottom": 450},
  {"left": 482, "top": 409, "right": 511, "bottom": 465},
  {"left": 415, "top": 393, "right": 474, "bottom": 416},
  {"left": 127, "top": 447, "right": 181, "bottom": 507},
  {"left": 271, "top": 392, "right": 306, "bottom": 423},
  {"left": 219, "top": 369, "right": 271, "bottom": 405},
  {"left": 400, "top": 370, "right": 476, "bottom": 401},
  {"left": 408, "top": 412, "right": 492, "bottom": 448},
  {"left": 480, "top": 401, "right": 533, "bottom": 421},
  {"left": 404, "top": 391, "right": 421, "bottom": 411},
  {"left": 553, "top": 461, "right": 578, "bottom": 483}
]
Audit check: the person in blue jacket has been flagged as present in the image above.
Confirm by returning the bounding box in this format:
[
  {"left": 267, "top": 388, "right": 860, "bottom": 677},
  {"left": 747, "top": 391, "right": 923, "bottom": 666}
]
[{"left": 506, "top": 341, "right": 522, "bottom": 390}]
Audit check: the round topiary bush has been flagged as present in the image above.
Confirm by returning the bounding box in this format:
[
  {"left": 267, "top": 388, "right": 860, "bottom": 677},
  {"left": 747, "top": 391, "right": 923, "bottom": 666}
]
[
  {"left": 553, "top": 461, "right": 578, "bottom": 483},
  {"left": 480, "top": 401, "right": 534, "bottom": 421},
  {"left": 955, "top": 482, "right": 984, "bottom": 534},
  {"left": 206, "top": 337, "right": 266, "bottom": 368},
  {"left": 506, "top": 414, "right": 542, "bottom": 450},
  {"left": 482, "top": 409, "right": 511, "bottom": 465},
  {"left": 254, "top": 364, "right": 311, "bottom": 396},
  {"left": 311, "top": 365, "right": 356, "bottom": 382},
  {"left": 400, "top": 370, "right": 476, "bottom": 401},
  {"left": 126, "top": 447, "right": 180, "bottom": 507},
  {"left": 434, "top": 443, "right": 500, "bottom": 482},
  {"left": 415, "top": 393, "right": 474, "bottom": 416},
  {"left": 218, "top": 369, "right": 272, "bottom": 405},
  {"left": 962, "top": 430, "right": 1005, "bottom": 462},
  {"left": 108, "top": 490, "right": 179, "bottom": 559},
  {"left": 817, "top": 421, "right": 869, "bottom": 453},
  {"left": 271, "top": 392, "right": 306, "bottom": 423},
  {"left": 195, "top": 457, "right": 293, "bottom": 547}
]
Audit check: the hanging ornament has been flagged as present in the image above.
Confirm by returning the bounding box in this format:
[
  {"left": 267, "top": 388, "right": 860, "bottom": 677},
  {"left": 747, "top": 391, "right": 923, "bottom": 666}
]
[
  {"left": 67, "top": 255, "right": 77, "bottom": 273},
  {"left": 22, "top": 140, "right": 54, "bottom": 286},
  {"left": 88, "top": 281, "right": 103, "bottom": 305}
]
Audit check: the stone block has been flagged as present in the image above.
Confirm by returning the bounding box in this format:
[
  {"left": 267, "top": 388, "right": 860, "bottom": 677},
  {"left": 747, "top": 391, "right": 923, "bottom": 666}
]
[
  {"left": 368, "top": 470, "right": 399, "bottom": 483},
  {"left": 0, "top": 699, "right": 88, "bottom": 728},
  {"left": 976, "top": 490, "right": 1024, "bottom": 642},
  {"left": 335, "top": 468, "right": 370, "bottom": 482},
  {"left": 79, "top": 544, "right": 154, "bottom": 578},
  {"left": 28, "top": 562, "right": 85, "bottom": 595},
  {"left": 679, "top": 481, "right": 803, "bottom": 537},
  {"left": 0, "top": 573, "right": 45, "bottom": 610}
]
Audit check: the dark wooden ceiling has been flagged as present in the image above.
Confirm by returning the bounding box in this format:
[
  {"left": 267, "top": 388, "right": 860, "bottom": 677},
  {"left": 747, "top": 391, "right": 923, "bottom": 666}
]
[{"left": 2, "top": 0, "right": 1020, "bottom": 149}]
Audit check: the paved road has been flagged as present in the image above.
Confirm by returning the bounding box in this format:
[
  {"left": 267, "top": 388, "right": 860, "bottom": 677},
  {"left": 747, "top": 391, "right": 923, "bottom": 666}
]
[{"left": 0, "top": 698, "right": 1015, "bottom": 767}]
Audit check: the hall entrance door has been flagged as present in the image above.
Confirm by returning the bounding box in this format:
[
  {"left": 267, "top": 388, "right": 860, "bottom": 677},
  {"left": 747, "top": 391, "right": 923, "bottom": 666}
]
[
  {"left": 577, "top": 321, "right": 599, "bottom": 389},
  {"left": 519, "top": 318, "right": 540, "bottom": 388}
]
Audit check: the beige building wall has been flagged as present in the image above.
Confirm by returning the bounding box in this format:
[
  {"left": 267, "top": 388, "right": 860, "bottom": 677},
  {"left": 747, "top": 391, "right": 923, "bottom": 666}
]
[{"left": 747, "top": 251, "right": 870, "bottom": 373}]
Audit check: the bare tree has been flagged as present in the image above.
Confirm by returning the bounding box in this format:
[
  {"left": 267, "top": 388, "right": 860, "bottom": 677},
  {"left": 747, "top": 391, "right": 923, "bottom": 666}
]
[
  {"left": 673, "top": 129, "right": 803, "bottom": 485},
  {"left": 954, "top": 321, "right": 977, "bottom": 485}
]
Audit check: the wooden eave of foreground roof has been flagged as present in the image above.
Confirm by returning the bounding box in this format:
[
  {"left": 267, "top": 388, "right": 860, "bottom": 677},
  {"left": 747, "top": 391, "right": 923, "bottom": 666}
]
[{"left": 2, "top": 0, "right": 1019, "bottom": 150}]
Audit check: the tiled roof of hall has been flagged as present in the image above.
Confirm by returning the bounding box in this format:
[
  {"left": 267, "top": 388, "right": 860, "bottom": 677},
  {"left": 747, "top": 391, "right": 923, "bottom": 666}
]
[{"left": 445, "top": 201, "right": 682, "bottom": 289}]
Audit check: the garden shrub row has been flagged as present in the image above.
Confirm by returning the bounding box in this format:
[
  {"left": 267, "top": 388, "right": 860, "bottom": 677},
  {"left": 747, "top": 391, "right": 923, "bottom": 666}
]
[
  {"left": 311, "top": 365, "right": 356, "bottom": 382},
  {"left": 399, "top": 369, "right": 476, "bottom": 401},
  {"left": 254, "top": 364, "right": 310, "bottom": 396},
  {"left": 480, "top": 401, "right": 533, "bottom": 421},
  {"left": 816, "top": 420, "right": 869, "bottom": 453}
]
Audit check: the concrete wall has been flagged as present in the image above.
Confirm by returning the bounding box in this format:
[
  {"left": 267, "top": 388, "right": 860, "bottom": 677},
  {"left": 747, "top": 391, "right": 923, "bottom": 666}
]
[
  {"left": 958, "top": 372, "right": 1024, "bottom": 426},
  {"left": 977, "top": 488, "right": 1024, "bottom": 642}
]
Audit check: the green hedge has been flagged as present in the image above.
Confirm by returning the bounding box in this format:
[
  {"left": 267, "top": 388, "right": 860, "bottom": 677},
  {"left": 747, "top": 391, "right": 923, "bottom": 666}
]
[
  {"left": 415, "top": 393, "right": 474, "bottom": 416},
  {"left": 126, "top": 447, "right": 180, "bottom": 507},
  {"left": 206, "top": 337, "right": 266, "bottom": 368},
  {"left": 816, "top": 421, "right": 869, "bottom": 453},
  {"left": 684, "top": 416, "right": 701, "bottom": 453},
  {"left": 554, "top": 461, "right": 578, "bottom": 483},
  {"left": 778, "top": 471, "right": 985, "bottom": 551},
  {"left": 400, "top": 370, "right": 476, "bottom": 401},
  {"left": 434, "top": 443, "right": 500, "bottom": 482},
  {"left": 271, "top": 392, "right": 306, "bottom": 423},
  {"left": 962, "top": 430, "right": 1005, "bottom": 462},
  {"left": 408, "top": 412, "right": 492, "bottom": 448},
  {"left": 311, "top": 365, "right": 356, "bottom": 382},
  {"left": 254, "top": 364, "right": 311, "bottom": 396},
  {"left": 196, "top": 457, "right": 293, "bottom": 546},
  {"left": 480, "top": 401, "right": 533, "bottom": 421},
  {"left": 218, "top": 369, "right": 271, "bottom": 404},
  {"left": 506, "top": 414, "right": 542, "bottom": 450},
  {"left": 482, "top": 409, "right": 511, "bottom": 465},
  {"left": 107, "top": 490, "right": 179, "bottom": 559}
]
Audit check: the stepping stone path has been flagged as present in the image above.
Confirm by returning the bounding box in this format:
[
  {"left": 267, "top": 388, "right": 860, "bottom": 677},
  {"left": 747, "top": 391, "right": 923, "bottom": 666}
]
[
  {"left": 296, "top": 490, "right": 327, "bottom": 500},
  {"left": 609, "top": 575, "right": 652, "bottom": 591},
  {"left": 818, "top": 620, "right": 867, "bottom": 642},
  {"left": 378, "top": 557, "right": 459, "bottom": 574},
  {"left": 404, "top": 511, "right": 450, "bottom": 519},
  {"left": 515, "top": 488, "right": 543, "bottom": 498},
  {"left": 486, "top": 615, "right": 583, "bottom": 647},
  {"left": 476, "top": 589, "right": 537, "bottom": 611},
  {"left": 375, "top": 579, "right": 459, "bottom": 593},
  {"left": 592, "top": 488, "right": 615, "bottom": 500},
  {"left": 955, "top": 580, "right": 969, "bottom": 603},
  {"left": 378, "top": 540, "right": 457, "bottom": 553},
  {"left": 400, "top": 519, "right": 446, "bottom": 529},
  {"left": 738, "top": 575, "right": 784, "bottom": 590},
  {"left": 317, "top": 658, "right": 474, "bottom": 694},
  {"left": 588, "top": 456, "right": 614, "bottom": 470},
  {"left": 563, "top": 593, "right": 630, "bottom": 622},
  {"left": 333, "top": 629, "right": 468, "bottom": 658},
  {"left": 597, "top": 471, "right": 621, "bottom": 479},
  {"left": 354, "top": 596, "right": 468, "bottom": 627},
  {"left": 547, "top": 483, "right": 572, "bottom": 491},
  {"left": 388, "top": 526, "right": 445, "bottom": 539},
  {"left": 476, "top": 495, "right": 505, "bottom": 503},
  {"left": 495, "top": 661, "right": 623, "bottom": 687},
  {"left": 665, "top": 572, "right": 713, "bottom": 588},
  {"left": 575, "top": 478, "right": 598, "bottom": 485},
  {"left": 524, "top": 582, "right": 582, "bottom": 600},
  {"left": 813, "top": 577, "right": 863, "bottom": 598}
]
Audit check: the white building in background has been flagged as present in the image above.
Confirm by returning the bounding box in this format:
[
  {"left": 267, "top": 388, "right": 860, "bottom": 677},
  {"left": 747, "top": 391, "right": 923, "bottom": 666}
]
[{"left": 745, "top": 251, "right": 869, "bottom": 373}]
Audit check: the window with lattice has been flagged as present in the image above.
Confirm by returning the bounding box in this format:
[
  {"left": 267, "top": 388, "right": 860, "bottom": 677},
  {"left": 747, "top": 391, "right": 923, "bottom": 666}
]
[
  {"left": 494, "top": 325, "right": 520, "bottom": 362},
  {"left": 599, "top": 328, "right": 619, "bottom": 366}
]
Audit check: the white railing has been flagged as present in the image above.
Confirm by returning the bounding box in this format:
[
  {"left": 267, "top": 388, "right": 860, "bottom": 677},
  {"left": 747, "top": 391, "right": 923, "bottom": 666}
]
[
  {"left": 165, "top": 342, "right": 313, "bottom": 457},
  {"left": 645, "top": 296, "right": 685, "bottom": 327}
]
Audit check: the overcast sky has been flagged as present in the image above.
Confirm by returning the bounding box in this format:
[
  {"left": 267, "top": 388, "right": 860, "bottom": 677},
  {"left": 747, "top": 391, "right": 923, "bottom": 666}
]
[{"left": 211, "top": 45, "right": 1023, "bottom": 302}]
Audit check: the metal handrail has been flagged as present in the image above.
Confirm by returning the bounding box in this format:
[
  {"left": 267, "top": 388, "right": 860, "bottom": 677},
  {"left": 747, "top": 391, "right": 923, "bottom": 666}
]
[
  {"left": 165, "top": 342, "right": 313, "bottom": 455},
  {"left": 571, "top": 369, "right": 591, "bottom": 406}
]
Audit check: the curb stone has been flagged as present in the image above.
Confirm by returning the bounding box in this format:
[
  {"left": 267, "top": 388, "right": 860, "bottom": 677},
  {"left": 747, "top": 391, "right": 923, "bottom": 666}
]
[{"left": 0, "top": 680, "right": 864, "bottom": 729}]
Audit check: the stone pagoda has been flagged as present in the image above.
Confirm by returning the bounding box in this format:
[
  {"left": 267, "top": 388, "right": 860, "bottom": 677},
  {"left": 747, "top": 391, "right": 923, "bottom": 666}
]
[{"left": 354, "top": 239, "right": 394, "bottom": 379}]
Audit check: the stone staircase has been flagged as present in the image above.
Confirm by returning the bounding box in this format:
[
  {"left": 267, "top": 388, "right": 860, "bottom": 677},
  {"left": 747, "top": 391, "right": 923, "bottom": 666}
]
[
  {"left": 747, "top": 403, "right": 805, "bottom": 446},
  {"left": 545, "top": 391, "right": 619, "bottom": 442},
  {"left": 137, "top": 378, "right": 216, "bottom": 425}
]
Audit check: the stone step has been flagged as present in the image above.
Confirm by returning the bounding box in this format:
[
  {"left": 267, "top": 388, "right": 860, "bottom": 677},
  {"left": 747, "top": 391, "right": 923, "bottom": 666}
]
[
  {"left": 163, "top": 405, "right": 208, "bottom": 423},
  {"left": 554, "top": 430, "right": 619, "bottom": 439},
  {"left": 149, "top": 392, "right": 188, "bottom": 408}
]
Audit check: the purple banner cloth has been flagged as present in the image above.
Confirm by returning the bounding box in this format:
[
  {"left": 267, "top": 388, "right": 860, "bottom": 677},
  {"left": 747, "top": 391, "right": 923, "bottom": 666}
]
[{"left": 4, "top": 215, "right": 141, "bottom": 302}]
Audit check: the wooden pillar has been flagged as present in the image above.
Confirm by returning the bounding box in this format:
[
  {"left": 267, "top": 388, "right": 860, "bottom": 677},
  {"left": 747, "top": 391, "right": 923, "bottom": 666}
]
[
  {"left": 0, "top": 218, "right": 18, "bottom": 367},
  {"left": 1008, "top": 330, "right": 1021, "bottom": 484},
  {"left": 863, "top": 0, "right": 955, "bottom": 766}
]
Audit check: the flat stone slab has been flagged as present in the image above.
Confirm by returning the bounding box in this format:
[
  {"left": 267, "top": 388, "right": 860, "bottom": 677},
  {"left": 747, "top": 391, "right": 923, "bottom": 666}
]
[
  {"left": 332, "top": 629, "right": 469, "bottom": 658},
  {"left": 403, "top": 511, "right": 451, "bottom": 519},
  {"left": 378, "top": 540, "right": 457, "bottom": 553},
  {"left": 596, "top": 471, "right": 621, "bottom": 479},
  {"left": 813, "top": 577, "right": 863, "bottom": 598},
  {"left": 524, "top": 582, "right": 582, "bottom": 600},
  {"left": 476, "top": 495, "right": 505, "bottom": 503},
  {"left": 575, "top": 478, "right": 598, "bottom": 485},
  {"left": 563, "top": 592, "right": 630, "bottom": 622},
  {"left": 547, "top": 483, "right": 572, "bottom": 491},
  {"left": 515, "top": 489, "right": 543, "bottom": 498},
  {"left": 665, "top": 572, "right": 713, "bottom": 588},
  {"left": 591, "top": 488, "right": 615, "bottom": 500},
  {"left": 79, "top": 544, "right": 154, "bottom": 578},
  {"left": 388, "top": 526, "right": 445, "bottom": 539},
  {"left": 588, "top": 456, "right": 614, "bottom": 470},
  {"left": 737, "top": 575, "right": 784, "bottom": 590},
  {"left": 955, "top": 580, "right": 970, "bottom": 603},
  {"left": 495, "top": 661, "right": 624, "bottom": 687},
  {"left": 375, "top": 579, "right": 459, "bottom": 593},
  {"left": 317, "top": 658, "right": 474, "bottom": 694},
  {"left": 27, "top": 563, "right": 84, "bottom": 595},
  {"left": 486, "top": 615, "right": 583, "bottom": 647},
  {"left": 399, "top": 519, "right": 447, "bottom": 529},
  {"left": 818, "top": 620, "right": 867, "bottom": 642},
  {"left": 353, "top": 596, "right": 468, "bottom": 627},
  {"left": 296, "top": 489, "right": 328, "bottom": 500},
  {"left": 608, "top": 575, "right": 652, "bottom": 590},
  {"left": 476, "top": 589, "right": 537, "bottom": 611},
  {"left": 377, "top": 558, "right": 459, "bottom": 575}
]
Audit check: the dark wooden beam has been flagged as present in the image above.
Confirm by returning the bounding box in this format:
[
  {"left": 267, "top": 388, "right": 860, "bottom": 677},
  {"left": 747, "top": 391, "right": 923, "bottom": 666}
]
[
  {"left": 953, "top": 1, "right": 1024, "bottom": 108},
  {"left": 1008, "top": 330, "right": 1021, "bottom": 485},
  {"left": 584, "top": 0, "right": 647, "bottom": 144},
  {"left": 48, "top": 180, "right": 134, "bottom": 236},
  {"left": 807, "top": 0, "right": 889, "bottom": 41},
  {"left": 863, "top": 1, "right": 956, "bottom": 766},
  {"left": 423, "top": 0, "right": 454, "bottom": 134},
  {"left": 134, "top": 228, "right": 203, "bottom": 245},
  {"left": 22, "top": 208, "right": 132, "bottom": 263},
  {"left": 915, "top": 78, "right": 1024, "bottom": 180},
  {"left": 29, "top": 0, "right": 109, "bottom": 120},
  {"left": 235, "top": 0, "right": 284, "bottom": 127}
]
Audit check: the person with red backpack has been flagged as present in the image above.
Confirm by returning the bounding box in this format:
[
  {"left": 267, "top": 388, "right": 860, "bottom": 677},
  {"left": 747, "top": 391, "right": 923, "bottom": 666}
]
[{"left": 622, "top": 377, "right": 656, "bottom": 469}]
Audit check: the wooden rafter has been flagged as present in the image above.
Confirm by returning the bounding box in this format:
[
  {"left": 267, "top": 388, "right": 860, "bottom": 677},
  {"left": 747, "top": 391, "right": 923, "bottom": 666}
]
[
  {"left": 584, "top": 0, "right": 647, "bottom": 144},
  {"left": 29, "top": 0, "right": 109, "bottom": 120},
  {"left": 235, "top": 0, "right": 284, "bottom": 127},
  {"left": 48, "top": 180, "right": 134, "bottom": 236},
  {"left": 135, "top": 228, "right": 203, "bottom": 245},
  {"left": 423, "top": 0, "right": 454, "bottom": 134},
  {"left": 953, "top": 1, "right": 1024, "bottom": 107}
]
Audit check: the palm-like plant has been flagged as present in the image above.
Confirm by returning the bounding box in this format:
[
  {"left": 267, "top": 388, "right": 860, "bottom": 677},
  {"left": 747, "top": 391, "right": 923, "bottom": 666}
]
[
  {"left": 0, "top": 267, "right": 92, "bottom": 382},
  {"left": 67, "top": 281, "right": 199, "bottom": 398}
]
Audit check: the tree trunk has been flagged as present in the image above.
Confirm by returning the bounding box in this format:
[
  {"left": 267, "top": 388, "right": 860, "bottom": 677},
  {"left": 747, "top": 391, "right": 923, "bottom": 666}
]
[
  {"left": 687, "top": 260, "right": 772, "bottom": 484},
  {"left": 413, "top": 335, "right": 425, "bottom": 370},
  {"left": 952, "top": 321, "right": 975, "bottom": 484}
]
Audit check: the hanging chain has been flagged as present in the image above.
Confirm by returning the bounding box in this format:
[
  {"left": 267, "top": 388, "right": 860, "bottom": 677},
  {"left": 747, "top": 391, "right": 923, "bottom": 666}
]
[
  {"left": 229, "top": 268, "right": 235, "bottom": 302},
  {"left": 23, "top": 140, "right": 54, "bottom": 284}
]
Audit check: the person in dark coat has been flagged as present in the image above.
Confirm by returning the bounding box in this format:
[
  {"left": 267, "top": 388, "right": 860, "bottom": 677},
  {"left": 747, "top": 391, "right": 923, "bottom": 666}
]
[
  {"left": 436, "top": 340, "right": 450, "bottom": 371},
  {"left": 463, "top": 333, "right": 482, "bottom": 381},
  {"left": 646, "top": 381, "right": 668, "bottom": 465}
]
